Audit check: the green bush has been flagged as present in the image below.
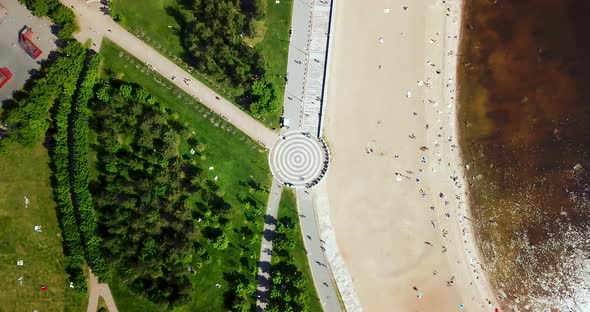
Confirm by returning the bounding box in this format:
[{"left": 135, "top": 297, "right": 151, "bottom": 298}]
[
  {"left": 19, "top": 0, "right": 78, "bottom": 39},
  {"left": 249, "top": 77, "right": 280, "bottom": 116}
]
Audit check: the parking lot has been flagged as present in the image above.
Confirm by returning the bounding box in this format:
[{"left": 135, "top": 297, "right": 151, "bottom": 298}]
[{"left": 0, "top": 0, "right": 57, "bottom": 103}]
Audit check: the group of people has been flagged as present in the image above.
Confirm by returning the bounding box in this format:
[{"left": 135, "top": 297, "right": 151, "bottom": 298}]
[{"left": 305, "top": 136, "right": 330, "bottom": 188}]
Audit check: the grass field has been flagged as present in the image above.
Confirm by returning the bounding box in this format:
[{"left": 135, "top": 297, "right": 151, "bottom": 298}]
[
  {"left": 99, "top": 38, "right": 273, "bottom": 311},
  {"left": 275, "top": 189, "right": 322, "bottom": 311},
  {"left": 0, "top": 142, "right": 87, "bottom": 312},
  {"left": 109, "top": 0, "right": 293, "bottom": 127},
  {"left": 109, "top": 0, "right": 183, "bottom": 57},
  {"left": 255, "top": 0, "right": 293, "bottom": 123}
]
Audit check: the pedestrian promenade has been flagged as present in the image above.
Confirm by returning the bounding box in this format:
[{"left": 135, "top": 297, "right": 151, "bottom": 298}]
[
  {"left": 282, "top": 0, "right": 333, "bottom": 138},
  {"left": 296, "top": 188, "right": 341, "bottom": 312}
]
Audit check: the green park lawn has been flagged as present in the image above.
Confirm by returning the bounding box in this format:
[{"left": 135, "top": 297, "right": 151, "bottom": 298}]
[
  {"left": 109, "top": 0, "right": 293, "bottom": 127},
  {"left": 109, "top": 0, "right": 183, "bottom": 57},
  {"left": 0, "top": 142, "right": 87, "bottom": 312},
  {"left": 275, "top": 189, "right": 322, "bottom": 311},
  {"left": 99, "top": 38, "right": 273, "bottom": 311},
  {"left": 252, "top": 0, "right": 293, "bottom": 125}
]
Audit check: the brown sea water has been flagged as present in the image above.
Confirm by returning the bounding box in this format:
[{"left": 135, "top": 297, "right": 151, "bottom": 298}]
[{"left": 458, "top": 0, "right": 590, "bottom": 310}]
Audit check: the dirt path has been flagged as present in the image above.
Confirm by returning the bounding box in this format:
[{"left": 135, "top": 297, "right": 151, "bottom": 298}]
[
  {"left": 86, "top": 270, "right": 118, "bottom": 312},
  {"left": 60, "top": 0, "right": 277, "bottom": 148}
]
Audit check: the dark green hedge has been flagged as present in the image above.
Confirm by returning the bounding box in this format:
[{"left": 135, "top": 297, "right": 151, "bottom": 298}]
[
  {"left": 47, "top": 43, "right": 88, "bottom": 294},
  {"left": 70, "top": 53, "right": 110, "bottom": 281}
]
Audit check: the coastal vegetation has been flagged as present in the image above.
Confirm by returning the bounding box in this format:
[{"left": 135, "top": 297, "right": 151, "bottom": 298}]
[
  {"left": 98, "top": 39, "right": 272, "bottom": 310},
  {"left": 108, "top": 0, "right": 292, "bottom": 126},
  {"left": 1, "top": 0, "right": 280, "bottom": 309}
]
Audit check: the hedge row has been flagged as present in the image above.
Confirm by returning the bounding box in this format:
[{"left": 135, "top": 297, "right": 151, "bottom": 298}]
[
  {"left": 70, "top": 53, "right": 110, "bottom": 281},
  {"left": 52, "top": 95, "right": 86, "bottom": 293},
  {"left": 48, "top": 45, "right": 88, "bottom": 294}
]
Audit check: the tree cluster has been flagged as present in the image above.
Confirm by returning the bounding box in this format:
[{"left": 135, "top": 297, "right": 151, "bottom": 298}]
[
  {"left": 19, "top": 0, "right": 78, "bottom": 39},
  {"left": 179, "top": 0, "right": 264, "bottom": 89},
  {"left": 90, "top": 82, "right": 210, "bottom": 307},
  {"left": 250, "top": 78, "right": 281, "bottom": 116},
  {"left": 266, "top": 216, "right": 312, "bottom": 311},
  {"left": 45, "top": 46, "right": 109, "bottom": 294},
  {"left": 176, "top": 0, "right": 281, "bottom": 116}
]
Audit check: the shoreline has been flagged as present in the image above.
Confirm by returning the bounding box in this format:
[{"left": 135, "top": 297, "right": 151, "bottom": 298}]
[
  {"left": 319, "top": 0, "right": 500, "bottom": 310},
  {"left": 443, "top": 0, "right": 501, "bottom": 309}
]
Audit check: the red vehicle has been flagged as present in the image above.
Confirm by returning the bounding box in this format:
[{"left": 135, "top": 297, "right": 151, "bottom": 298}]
[
  {"left": 19, "top": 26, "right": 42, "bottom": 60},
  {"left": 0, "top": 67, "right": 13, "bottom": 89}
]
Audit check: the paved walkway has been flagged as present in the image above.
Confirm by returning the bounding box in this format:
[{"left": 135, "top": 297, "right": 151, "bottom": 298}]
[
  {"left": 58, "top": 1, "right": 342, "bottom": 311},
  {"left": 281, "top": 0, "right": 333, "bottom": 137},
  {"left": 87, "top": 270, "right": 118, "bottom": 312},
  {"left": 296, "top": 188, "right": 341, "bottom": 311},
  {"left": 269, "top": 132, "right": 328, "bottom": 188},
  {"left": 255, "top": 178, "right": 283, "bottom": 310},
  {"left": 61, "top": 0, "right": 277, "bottom": 149}
]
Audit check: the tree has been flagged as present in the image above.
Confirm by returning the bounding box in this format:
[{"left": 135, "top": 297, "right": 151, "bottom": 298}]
[
  {"left": 87, "top": 81, "right": 226, "bottom": 306},
  {"left": 249, "top": 77, "right": 280, "bottom": 115},
  {"left": 178, "top": 0, "right": 265, "bottom": 93}
]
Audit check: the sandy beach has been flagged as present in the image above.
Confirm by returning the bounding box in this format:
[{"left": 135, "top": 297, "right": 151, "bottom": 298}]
[{"left": 318, "top": 0, "right": 500, "bottom": 311}]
